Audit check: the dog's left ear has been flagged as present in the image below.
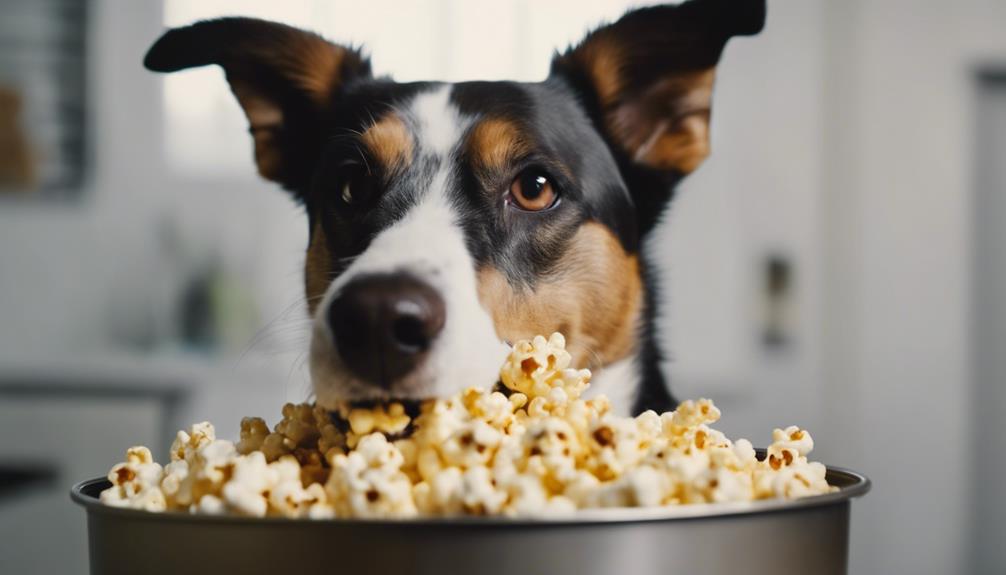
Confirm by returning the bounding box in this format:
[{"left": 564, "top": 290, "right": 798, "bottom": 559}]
[
  {"left": 551, "top": 0, "right": 765, "bottom": 176},
  {"left": 144, "top": 18, "right": 372, "bottom": 195}
]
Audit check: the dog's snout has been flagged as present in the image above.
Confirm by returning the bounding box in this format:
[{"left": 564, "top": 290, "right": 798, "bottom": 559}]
[{"left": 327, "top": 273, "right": 446, "bottom": 387}]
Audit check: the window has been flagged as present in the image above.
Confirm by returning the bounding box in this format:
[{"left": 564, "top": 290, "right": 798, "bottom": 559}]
[{"left": 0, "top": 0, "right": 88, "bottom": 196}]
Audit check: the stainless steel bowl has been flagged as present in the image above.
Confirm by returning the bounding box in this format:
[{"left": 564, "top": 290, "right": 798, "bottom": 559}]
[{"left": 72, "top": 464, "right": 869, "bottom": 575}]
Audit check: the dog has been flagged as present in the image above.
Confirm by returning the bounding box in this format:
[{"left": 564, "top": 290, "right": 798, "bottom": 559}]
[{"left": 143, "top": 0, "right": 766, "bottom": 416}]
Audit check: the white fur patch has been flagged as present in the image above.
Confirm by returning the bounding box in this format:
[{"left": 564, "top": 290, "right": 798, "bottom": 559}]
[
  {"left": 411, "top": 86, "right": 460, "bottom": 156},
  {"left": 310, "top": 86, "right": 508, "bottom": 407},
  {"left": 586, "top": 355, "right": 639, "bottom": 416}
]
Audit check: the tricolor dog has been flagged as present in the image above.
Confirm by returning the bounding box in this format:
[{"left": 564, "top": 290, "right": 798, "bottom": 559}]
[{"left": 144, "top": 0, "right": 766, "bottom": 416}]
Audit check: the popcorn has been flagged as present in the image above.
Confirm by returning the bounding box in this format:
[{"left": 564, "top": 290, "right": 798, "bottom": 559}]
[
  {"left": 159, "top": 460, "right": 190, "bottom": 505},
  {"left": 236, "top": 417, "right": 270, "bottom": 454},
  {"left": 170, "top": 422, "right": 215, "bottom": 462},
  {"left": 100, "top": 446, "right": 166, "bottom": 512},
  {"left": 771, "top": 426, "right": 814, "bottom": 457},
  {"left": 99, "top": 333, "right": 836, "bottom": 518},
  {"left": 326, "top": 433, "right": 416, "bottom": 518},
  {"left": 221, "top": 451, "right": 273, "bottom": 517},
  {"left": 500, "top": 333, "right": 591, "bottom": 401},
  {"left": 343, "top": 402, "right": 411, "bottom": 437}
]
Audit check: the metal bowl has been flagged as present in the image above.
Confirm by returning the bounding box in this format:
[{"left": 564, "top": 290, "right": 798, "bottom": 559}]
[{"left": 72, "top": 464, "right": 869, "bottom": 575}]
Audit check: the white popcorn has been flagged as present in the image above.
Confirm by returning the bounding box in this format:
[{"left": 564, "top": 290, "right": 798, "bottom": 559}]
[
  {"left": 520, "top": 416, "right": 582, "bottom": 488},
  {"left": 439, "top": 419, "right": 503, "bottom": 469},
  {"left": 170, "top": 422, "right": 215, "bottom": 462},
  {"left": 771, "top": 426, "right": 815, "bottom": 457},
  {"left": 500, "top": 333, "right": 591, "bottom": 401},
  {"left": 159, "top": 460, "right": 190, "bottom": 506},
  {"left": 100, "top": 334, "right": 836, "bottom": 518},
  {"left": 709, "top": 467, "right": 755, "bottom": 503},
  {"left": 99, "top": 446, "right": 166, "bottom": 512},
  {"left": 192, "top": 494, "right": 226, "bottom": 515},
  {"left": 577, "top": 466, "right": 671, "bottom": 509},
  {"left": 503, "top": 474, "right": 550, "bottom": 517},
  {"left": 413, "top": 466, "right": 512, "bottom": 517},
  {"left": 587, "top": 416, "right": 647, "bottom": 481},
  {"left": 221, "top": 451, "right": 273, "bottom": 517},
  {"left": 459, "top": 466, "right": 507, "bottom": 515},
  {"left": 193, "top": 440, "right": 238, "bottom": 489},
  {"left": 325, "top": 433, "right": 417, "bottom": 518}
]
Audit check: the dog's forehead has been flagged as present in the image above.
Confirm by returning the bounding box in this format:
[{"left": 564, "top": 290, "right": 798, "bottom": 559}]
[
  {"left": 341, "top": 80, "right": 581, "bottom": 158},
  {"left": 407, "top": 85, "right": 464, "bottom": 155}
]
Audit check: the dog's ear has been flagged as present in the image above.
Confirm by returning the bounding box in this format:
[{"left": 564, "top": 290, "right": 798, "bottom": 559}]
[
  {"left": 144, "top": 18, "right": 371, "bottom": 193},
  {"left": 551, "top": 0, "right": 765, "bottom": 177}
]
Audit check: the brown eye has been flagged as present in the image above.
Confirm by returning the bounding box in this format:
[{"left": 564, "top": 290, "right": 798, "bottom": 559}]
[
  {"left": 338, "top": 164, "right": 375, "bottom": 207},
  {"left": 507, "top": 169, "right": 558, "bottom": 211}
]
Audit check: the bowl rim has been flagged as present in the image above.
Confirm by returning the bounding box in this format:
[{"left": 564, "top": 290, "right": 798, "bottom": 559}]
[{"left": 71, "top": 463, "right": 870, "bottom": 527}]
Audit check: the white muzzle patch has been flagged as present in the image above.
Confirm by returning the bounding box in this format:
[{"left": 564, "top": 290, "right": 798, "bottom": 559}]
[{"left": 310, "top": 86, "right": 508, "bottom": 407}]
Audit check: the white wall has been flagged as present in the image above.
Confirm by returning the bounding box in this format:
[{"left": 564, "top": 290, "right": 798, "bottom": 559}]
[{"left": 821, "top": 1, "right": 1006, "bottom": 573}]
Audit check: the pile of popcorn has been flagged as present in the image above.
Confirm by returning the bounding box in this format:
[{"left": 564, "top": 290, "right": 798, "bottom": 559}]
[{"left": 100, "top": 333, "right": 836, "bottom": 518}]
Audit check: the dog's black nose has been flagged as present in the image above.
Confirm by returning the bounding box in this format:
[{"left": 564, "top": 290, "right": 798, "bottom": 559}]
[{"left": 327, "top": 273, "right": 446, "bottom": 387}]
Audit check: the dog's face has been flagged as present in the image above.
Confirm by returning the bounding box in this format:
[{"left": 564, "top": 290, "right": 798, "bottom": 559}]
[{"left": 145, "top": 0, "right": 764, "bottom": 408}]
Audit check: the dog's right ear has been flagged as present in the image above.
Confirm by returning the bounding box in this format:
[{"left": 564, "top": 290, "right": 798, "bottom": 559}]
[{"left": 144, "top": 18, "right": 371, "bottom": 194}]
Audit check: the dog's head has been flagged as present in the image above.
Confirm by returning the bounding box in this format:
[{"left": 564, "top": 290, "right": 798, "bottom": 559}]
[{"left": 144, "top": 0, "right": 764, "bottom": 409}]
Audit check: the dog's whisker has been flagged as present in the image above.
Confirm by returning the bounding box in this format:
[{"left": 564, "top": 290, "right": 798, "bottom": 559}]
[
  {"left": 285, "top": 351, "right": 317, "bottom": 402},
  {"left": 285, "top": 350, "right": 308, "bottom": 388},
  {"left": 235, "top": 297, "right": 314, "bottom": 367}
]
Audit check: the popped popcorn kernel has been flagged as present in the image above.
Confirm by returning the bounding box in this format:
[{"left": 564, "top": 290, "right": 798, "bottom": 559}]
[
  {"left": 345, "top": 402, "right": 411, "bottom": 436},
  {"left": 771, "top": 425, "right": 815, "bottom": 457},
  {"left": 99, "top": 333, "right": 836, "bottom": 517},
  {"left": 221, "top": 451, "right": 272, "bottom": 517},
  {"left": 100, "top": 446, "right": 166, "bottom": 512},
  {"left": 236, "top": 417, "right": 270, "bottom": 455},
  {"left": 325, "top": 433, "right": 417, "bottom": 518},
  {"left": 500, "top": 333, "right": 591, "bottom": 401},
  {"left": 170, "top": 422, "right": 215, "bottom": 462}
]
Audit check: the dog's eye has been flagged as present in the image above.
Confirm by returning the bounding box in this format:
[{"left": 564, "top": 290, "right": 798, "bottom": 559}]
[
  {"left": 338, "top": 164, "right": 375, "bottom": 207},
  {"left": 506, "top": 168, "right": 558, "bottom": 212}
]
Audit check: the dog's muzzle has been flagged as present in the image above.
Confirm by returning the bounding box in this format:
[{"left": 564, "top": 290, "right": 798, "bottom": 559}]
[{"left": 326, "top": 272, "right": 446, "bottom": 388}]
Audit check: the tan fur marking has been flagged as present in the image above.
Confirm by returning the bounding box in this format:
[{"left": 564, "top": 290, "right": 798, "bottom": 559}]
[
  {"left": 607, "top": 68, "right": 716, "bottom": 174},
  {"left": 572, "top": 33, "right": 624, "bottom": 107},
  {"left": 259, "top": 33, "right": 346, "bottom": 107},
  {"left": 476, "top": 223, "right": 643, "bottom": 370},
  {"left": 468, "top": 118, "right": 530, "bottom": 174},
  {"left": 287, "top": 41, "right": 345, "bottom": 106},
  {"left": 361, "top": 114, "right": 414, "bottom": 174},
  {"left": 636, "top": 113, "right": 710, "bottom": 173},
  {"left": 305, "top": 222, "right": 332, "bottom": 315},
  {"left": 568, "top": 31, "right": 716, "bottom": 174}
]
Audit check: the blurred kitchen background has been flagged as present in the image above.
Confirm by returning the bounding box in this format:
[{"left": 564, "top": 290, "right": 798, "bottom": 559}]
[{"left": 0, "top": 0, "right": 1003, "bottom": 573}]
